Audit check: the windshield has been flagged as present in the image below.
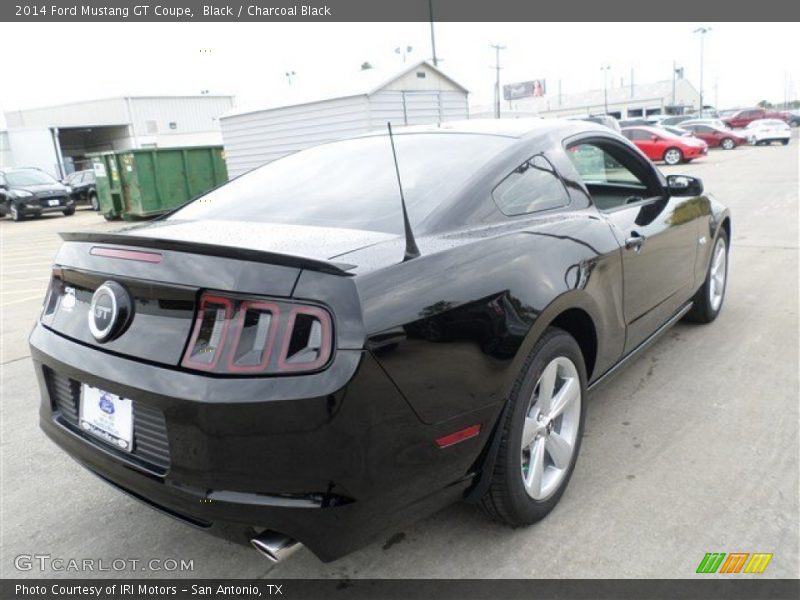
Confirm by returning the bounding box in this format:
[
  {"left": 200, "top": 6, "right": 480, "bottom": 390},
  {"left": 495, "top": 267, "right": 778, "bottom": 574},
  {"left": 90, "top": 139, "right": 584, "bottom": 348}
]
[
  {"left": 6, "top": 169, "right": 58, "bottom": 186},
  {"left": 170, "top": 133, "right": 513, "bottom": 234}
]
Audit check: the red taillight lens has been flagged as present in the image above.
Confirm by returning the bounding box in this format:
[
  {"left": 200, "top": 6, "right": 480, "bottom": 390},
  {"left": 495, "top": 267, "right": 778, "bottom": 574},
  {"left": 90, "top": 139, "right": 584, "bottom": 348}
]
[{"left": 182, "top": 292, "right": 333, "bottom": 375}]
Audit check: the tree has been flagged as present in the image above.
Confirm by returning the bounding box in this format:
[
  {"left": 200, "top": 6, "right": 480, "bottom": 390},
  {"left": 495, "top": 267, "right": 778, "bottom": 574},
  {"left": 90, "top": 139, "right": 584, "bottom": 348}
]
[
  {"left": 757, "top": 99, "right": 774, "bottom": 109},
  {"left": 360, "top": 62, "right": 373, "bottom": 70}
]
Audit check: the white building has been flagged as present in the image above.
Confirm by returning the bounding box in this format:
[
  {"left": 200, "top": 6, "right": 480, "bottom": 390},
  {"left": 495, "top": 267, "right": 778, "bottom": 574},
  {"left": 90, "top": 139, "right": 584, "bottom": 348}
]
[
  {"left": 473, "top": 79, "right": 701, "bottom": 120},
  {"left": 3, "top": 95, "right": 234, "bottom": 178},
  {"left": 221, "top": 61, "right": 469, "bottom": 178}
]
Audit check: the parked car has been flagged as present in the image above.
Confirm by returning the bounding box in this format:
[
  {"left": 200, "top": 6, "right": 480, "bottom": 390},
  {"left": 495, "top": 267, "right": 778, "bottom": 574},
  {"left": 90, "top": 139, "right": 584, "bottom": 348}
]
[
  {"left": 680, "top": 123, "right": 747, "bottom": 150},
  {"left": 569, "top": 114, "right": 621, "bottom": 133},
  {"left": 65, "top": 169, "right": 99, "bottom": 210},
  {"left": 659, "top": 115, "right": 694, "bottom": 127},
  {"left": 660, "top": 125, "right": 693, "bottom": 137},
  {"left": 780, "top": 111, "right": 800, "bottom": 127},
  {"left": 621, "top": 125, "right": 708, "bottom": 165},
  {"left": 723, "top": 107, "right": 789, "bottom": 129},
  {"left": 619, "top": 118, "right": 650, "bottom": 128},
  {"left": 679, "top": 118, "right": 728, "bottom": 130},
  {"left": 744, "top": 119, "right": 791, "bottom": 145},
  {"left": 0, "top": 167, "right": 75, "bottom": 221},
  {"left": 30, "top": 119, "right": 730, "bottom": 564}
]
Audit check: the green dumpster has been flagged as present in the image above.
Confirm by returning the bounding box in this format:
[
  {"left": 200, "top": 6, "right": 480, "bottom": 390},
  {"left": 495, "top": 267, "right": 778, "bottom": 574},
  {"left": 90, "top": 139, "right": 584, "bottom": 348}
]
[
  {"left": 89, "top": 152, "right": 125, "bottom": 221},
  {"left": 91, "top": 146, "right": 228, "bottom": 221}
]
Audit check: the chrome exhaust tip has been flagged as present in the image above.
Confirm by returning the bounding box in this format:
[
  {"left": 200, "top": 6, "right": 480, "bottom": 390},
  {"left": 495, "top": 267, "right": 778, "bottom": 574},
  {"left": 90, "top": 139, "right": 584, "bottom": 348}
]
[{"left": 250, "top": 531, "right": 302, "bottom": 563}]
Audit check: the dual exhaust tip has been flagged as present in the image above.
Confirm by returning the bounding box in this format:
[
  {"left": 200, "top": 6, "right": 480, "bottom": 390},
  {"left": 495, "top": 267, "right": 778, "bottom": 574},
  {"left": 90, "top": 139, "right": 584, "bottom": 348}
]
[{"left": 250, "top": 530, "right": 302, "bottom": 563}]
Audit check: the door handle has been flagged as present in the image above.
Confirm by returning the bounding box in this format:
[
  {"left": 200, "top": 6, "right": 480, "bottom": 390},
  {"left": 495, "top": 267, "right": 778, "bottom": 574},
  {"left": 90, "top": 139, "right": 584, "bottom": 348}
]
[{"left": 625, "top": 233, "right": 646, "bottom": 252}]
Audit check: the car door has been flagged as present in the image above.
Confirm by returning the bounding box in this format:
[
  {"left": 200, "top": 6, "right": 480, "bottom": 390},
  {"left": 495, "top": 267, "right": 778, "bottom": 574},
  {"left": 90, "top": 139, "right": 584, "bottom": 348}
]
[
  {"left": 565, "top": 136, "right": 702, "bottom": 353},
  {"left": 693, "top": 125, "right": 717, "bottom": 146},
  {"left": 630, "top": 128, "right": 660, "bottom": 160}
]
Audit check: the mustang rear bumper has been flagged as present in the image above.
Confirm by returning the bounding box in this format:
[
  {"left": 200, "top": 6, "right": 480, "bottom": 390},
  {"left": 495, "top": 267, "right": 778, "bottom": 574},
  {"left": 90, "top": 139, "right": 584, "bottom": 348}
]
[{"left": 29, "top": 324, "right": 492, "bottom": 561}]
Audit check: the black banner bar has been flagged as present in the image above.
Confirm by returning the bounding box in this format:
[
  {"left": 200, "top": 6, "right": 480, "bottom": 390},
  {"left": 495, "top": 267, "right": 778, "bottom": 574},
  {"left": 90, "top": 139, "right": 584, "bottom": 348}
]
[
  {"left": 3, "top": 579, "right": 800, "bottom": 600},
  {"left": 2, "top": 0, "right": 800, "bottom": 22}
]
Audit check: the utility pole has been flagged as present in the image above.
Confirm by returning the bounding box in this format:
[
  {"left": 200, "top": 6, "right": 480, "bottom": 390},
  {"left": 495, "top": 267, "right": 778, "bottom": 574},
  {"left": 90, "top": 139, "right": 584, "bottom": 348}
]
[
  {"left": 601, "top": 64, "right": 611, "bottom": 115},
  {"left": 630, "top": 67, "right": 634, "bottom": 97},
  {"left": 490, "top": 43, "right": 506, "bottom": 119},
  {"left": 694, "top": 27, "right": 711, "bottom": 115},
  {"left": 428, "top": 0, "right": 438, "bottom": 66}
]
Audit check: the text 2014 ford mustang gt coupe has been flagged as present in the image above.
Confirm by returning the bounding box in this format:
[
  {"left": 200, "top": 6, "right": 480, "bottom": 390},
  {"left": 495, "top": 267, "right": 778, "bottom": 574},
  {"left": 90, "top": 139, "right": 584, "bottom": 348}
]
[{"left": 30, "top": 119, "right": 730, "bottom": 563}]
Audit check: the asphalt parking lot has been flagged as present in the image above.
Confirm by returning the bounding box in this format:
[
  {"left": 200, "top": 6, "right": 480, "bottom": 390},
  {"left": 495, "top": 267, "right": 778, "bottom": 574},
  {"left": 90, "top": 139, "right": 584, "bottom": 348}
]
[{"left": 1, "top": 135, "right": 797, "bottom": 579}]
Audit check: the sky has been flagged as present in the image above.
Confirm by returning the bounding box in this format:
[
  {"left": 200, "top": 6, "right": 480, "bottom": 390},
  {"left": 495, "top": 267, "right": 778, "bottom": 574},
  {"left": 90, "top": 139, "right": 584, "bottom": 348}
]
[{"left": 0, "top": 22, "right": 797, "bottom": 122}]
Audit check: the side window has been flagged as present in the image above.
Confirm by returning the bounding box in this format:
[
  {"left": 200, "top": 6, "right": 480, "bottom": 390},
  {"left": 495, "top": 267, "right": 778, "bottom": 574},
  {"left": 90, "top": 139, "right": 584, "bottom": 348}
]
[
  {"left": 492, "top": 155, "right": 570, "bottom": 216},
  {"left": 568, "top": 144, "right": 644, "bottom": 186},
  {"left": 630, "top": 129, "right": 652, "bottom": 141}
]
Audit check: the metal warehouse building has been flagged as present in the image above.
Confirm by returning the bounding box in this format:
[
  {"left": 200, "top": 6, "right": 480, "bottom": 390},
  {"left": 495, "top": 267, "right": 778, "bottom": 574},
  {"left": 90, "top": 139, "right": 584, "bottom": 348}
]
[
  {"left": 473, "top": 78, "right": 701, "bottom": 120},
  {"left": 221, "top": 61, "right": 469, "bottom": 178},
  {"left": 2, "top": 95, "right": 234, "bottom": 178}
]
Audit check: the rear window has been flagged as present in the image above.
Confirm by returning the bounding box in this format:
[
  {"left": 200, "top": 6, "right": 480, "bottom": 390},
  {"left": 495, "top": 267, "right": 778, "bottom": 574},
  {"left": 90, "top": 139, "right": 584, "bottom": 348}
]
[{"left": 171, "top": 133, "right": 513, "bottom": 234}]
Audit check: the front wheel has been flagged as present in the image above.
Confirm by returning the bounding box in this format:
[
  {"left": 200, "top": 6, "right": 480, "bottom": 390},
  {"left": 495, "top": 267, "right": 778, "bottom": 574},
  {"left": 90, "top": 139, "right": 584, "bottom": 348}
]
[
  {"left": 781, "top": 139, "right": 790, "bottom": 146},
  {"left": 63, "top": 207, "right": 76, "bottom": 216},
  {"left": 663, "top": 147, "right": 683, "bottom": 165},
  {"left": 10, "top": 203, "right": 24, "bottom": 222},
  {"left": 720, "top": 137, "right": 736, "bottom": 150},
  {"left": 685, "top": 229, "right": 729, "bottom": 324},
  {"left": 89, "top": 192, "right": 99, "bottom": 211},
  {"left": 480, "top": 327, "right": 586, "bottom": 526}
]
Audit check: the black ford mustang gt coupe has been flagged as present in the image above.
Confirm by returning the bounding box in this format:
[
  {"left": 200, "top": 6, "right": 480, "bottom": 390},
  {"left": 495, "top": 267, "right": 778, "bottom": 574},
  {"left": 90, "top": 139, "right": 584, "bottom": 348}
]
[{"left": 30, "top": 119, "right": 730, "bottom": 563}]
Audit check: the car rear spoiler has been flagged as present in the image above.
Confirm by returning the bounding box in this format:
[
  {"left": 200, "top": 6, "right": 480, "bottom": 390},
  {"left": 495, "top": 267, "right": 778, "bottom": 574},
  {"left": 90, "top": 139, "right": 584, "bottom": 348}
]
[{"left": 59, "top": 231, "right": 356, "bottom": 277}]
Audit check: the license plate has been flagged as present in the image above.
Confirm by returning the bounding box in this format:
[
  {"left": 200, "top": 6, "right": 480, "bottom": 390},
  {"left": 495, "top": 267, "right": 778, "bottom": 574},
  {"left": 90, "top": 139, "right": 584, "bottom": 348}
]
[
  {"left": 79, "top": 385, "right": 134, "bottom": 452},
  {"left": 48, "top": 199, "right": 59, "bottom": 206}
]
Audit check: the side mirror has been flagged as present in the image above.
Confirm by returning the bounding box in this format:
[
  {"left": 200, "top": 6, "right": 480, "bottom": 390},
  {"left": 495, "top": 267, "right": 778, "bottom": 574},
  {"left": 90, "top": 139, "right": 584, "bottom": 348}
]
[
  {"left": 667, "top": 174, "right": 704, "bottom": 197},
  {"left": 651, "top": 135, "right": 660, "bottom": 141}
]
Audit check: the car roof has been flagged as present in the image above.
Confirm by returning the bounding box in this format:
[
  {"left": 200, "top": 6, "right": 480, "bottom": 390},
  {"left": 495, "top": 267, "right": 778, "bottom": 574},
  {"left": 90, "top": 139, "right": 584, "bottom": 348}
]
[{"left": 358, "top": 118, "right": 604, "bottom": 140}]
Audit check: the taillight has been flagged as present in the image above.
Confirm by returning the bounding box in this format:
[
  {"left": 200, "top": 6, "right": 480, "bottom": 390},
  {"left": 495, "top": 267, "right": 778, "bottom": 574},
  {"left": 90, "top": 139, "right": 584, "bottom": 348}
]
[{"left": 182, "top": 292, "right": 333, "bottom": 375}]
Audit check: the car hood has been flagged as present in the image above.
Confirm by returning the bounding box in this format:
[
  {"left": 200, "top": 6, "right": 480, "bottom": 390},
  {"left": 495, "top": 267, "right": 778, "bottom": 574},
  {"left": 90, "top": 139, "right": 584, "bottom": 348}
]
[
  {"left": 13, "top": 183, "right": 68, "bottom": 194},
  {"left": 117, "top": 219, "right": 400, "bottom": 262}
]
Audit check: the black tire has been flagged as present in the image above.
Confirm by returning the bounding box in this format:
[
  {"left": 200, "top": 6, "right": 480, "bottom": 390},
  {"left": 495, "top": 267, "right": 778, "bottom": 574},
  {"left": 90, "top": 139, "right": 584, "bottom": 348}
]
[
  {"left": 481, "top": 327, "right": 587, "bottom": 526},
  {"left": 10, "top": 203, "right": 24, "bottom": 222},
  {"left": 63, "top": 207, "right": 76, "bottom": 216},
  {"left": 720, "top": 137, "right": 736, "bottom": 150},
  {"left": 781, "top": 139, "right": 790, "bottom": 146},
  {"left": 663, "top": 147, "right": 683, "bottom": 165},
  {"left": 685, "top": 228, "right": 729, "bottom": 324},
  {"left": 89, "top": 192, "right": 99, "bottom": 211}
]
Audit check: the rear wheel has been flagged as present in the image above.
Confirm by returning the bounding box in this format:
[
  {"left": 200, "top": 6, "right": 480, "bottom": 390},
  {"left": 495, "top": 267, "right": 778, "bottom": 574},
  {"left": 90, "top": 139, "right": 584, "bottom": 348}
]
[
  {"left": 89, "top": 192, "right": 99, "bottom": 211},
  {"left": 685, "top": 229, "right": 728, "bottom": 324},
  {"left": 481, "top": 327, "right": 586, "bottom": 526},
  {"left": 663, "top": 147, "right": 683, "bottom": 165},
  {"left": 720, "top": 137, "right": 735, "bottom": 150}
]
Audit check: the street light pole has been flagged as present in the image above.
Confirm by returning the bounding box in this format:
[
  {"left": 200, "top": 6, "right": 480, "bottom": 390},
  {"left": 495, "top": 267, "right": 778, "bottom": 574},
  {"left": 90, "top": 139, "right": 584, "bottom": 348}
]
[
  {"left": 490, "top": 43, "right": 506, "bottom": 119},
  {"left": 601, "top": 64, "right": 611, "bottom": 114},
  {"left": 693, "top": 27, "right": 711, "bottom": 115}
]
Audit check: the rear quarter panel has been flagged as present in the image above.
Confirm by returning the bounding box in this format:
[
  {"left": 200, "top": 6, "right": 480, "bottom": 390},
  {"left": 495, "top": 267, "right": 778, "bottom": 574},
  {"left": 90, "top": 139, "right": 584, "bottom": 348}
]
[{"left": 355, "top": 213, "right": 625, "bottom": 424}]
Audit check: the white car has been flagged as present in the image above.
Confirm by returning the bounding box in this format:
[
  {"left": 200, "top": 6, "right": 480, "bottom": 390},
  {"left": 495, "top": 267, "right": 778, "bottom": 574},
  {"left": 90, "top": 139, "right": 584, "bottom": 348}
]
[{"left": 745, "top": 119, "right": 791, "bottom": 145}]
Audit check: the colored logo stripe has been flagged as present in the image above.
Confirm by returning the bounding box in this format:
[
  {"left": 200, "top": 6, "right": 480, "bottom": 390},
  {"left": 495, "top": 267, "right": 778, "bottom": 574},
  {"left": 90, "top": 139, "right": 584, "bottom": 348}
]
[
  {"left": 719, "top": 553, "right": 749, "bottom": 573},
  {"left": 697, "top": 553, "right": 726, "bottom": 573},
  {"left": 744, "top": 553, "right": 773, "bottom": 574}
]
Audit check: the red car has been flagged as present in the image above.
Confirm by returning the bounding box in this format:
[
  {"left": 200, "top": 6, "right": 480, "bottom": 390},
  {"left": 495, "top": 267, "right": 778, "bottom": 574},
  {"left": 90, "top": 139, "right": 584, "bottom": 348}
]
[
  {"left": 723, "top": 107, "right": 789, "bottom": 129},
  {"left": 679, "top": 123, "right": 747, "bottom": 150},
  {"left": 621, "top": 126, "right": 708, "bottom": 165}
]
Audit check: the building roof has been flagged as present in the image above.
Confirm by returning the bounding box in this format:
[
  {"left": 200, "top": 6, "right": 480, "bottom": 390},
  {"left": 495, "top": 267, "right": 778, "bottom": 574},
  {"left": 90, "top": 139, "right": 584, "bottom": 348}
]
[
  {"left": 224, "top": 60, "right": 469, "bottom": 118},
  {"left": 4, "top": 94, "right": 235, "bottom": 114}
]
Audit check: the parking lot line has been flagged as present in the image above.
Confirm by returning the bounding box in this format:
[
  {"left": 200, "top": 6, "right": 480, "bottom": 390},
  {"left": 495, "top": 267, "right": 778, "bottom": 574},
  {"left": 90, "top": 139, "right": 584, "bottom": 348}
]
[{"left": 0, "top": 295, "right": 45, "bottom": 307}]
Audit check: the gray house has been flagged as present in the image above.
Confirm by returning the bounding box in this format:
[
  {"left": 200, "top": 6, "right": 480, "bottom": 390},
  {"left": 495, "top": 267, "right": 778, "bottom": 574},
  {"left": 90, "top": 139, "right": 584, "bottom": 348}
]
[{"left": 220, "top": 61, "right": 469, "bottom": 177}]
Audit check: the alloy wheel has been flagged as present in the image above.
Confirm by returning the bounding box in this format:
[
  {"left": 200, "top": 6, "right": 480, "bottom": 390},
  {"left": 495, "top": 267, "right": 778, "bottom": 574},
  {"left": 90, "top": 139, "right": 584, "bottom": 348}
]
[
  {"left": 721, "top": 138, "right": 735, "bottom": 150},
  {"left": 664, "top": 149, "right": 681, "bottom": 165},
  {"left": 520, "top": 356, "right": 582, "bottom": 500},
  {"left": 709, "top": 237, "right": 727, "bottom": 312}
]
